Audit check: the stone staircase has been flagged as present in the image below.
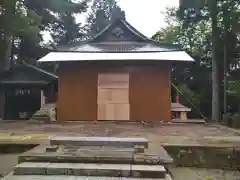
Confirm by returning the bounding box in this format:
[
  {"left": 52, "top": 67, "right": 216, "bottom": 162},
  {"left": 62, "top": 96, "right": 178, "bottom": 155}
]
[
  {"left": 31, "top": 103, "right": 56, "bottom": 123},
  {"left": 3, "top": 137, "right": 174, "bottom": 180}
]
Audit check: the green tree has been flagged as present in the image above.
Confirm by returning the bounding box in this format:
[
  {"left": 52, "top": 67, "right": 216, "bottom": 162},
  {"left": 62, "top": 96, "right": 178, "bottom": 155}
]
[
  {"left": 227, "top": 81, "right": 240, "bottom": 113},
  {"left": 177, "top": 0, "right": 240, "bottom": 121},
  {"left": 85, "top": 0, "right": 125, "bottom": 38},
  {"left": 0, "top": 0, "right": 41, "bottom": 70},
  {"left": 51, "top": 12, "right": 86, "bottom": 45},
  {"left": 18, "top": 0, "right": 88, "bottom": 62},
  {"left": 152, "top": 3, "right": 240, "bottom": 118}
]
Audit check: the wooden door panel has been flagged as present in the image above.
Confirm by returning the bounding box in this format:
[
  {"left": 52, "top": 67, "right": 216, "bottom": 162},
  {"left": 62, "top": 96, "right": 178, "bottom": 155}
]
[
  {"left": 98, "top": 73, "right": 129, "bottom": 89},
  {"left": 114, "top": 103, "right": 129, "bottom": 120},
  {"left": 105, "top": 104, "right": 115, "bottom": 120},
  {"left": 98, "top": 89, "right": 112, "bottom": 103},
  {"left": 97, "top": 73, "right": 130, "bottom": 120},
  {"left": 111, "top": 88, "right": 129, "bottom": 103}
]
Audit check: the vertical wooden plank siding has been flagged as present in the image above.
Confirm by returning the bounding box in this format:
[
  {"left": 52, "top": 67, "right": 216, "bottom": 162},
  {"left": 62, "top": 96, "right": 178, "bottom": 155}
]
[
  {"left": 57, "top": 64, "right": 98, "bottom": 121},
  {"left": 57, "top": 62, "right": 172, "bottom": 121},
  {"left": 129, "top": 66, "right": 172, "bottom": 121}
]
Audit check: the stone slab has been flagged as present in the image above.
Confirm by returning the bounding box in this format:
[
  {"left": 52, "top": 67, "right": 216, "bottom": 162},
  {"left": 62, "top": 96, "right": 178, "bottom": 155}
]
[
  {"left": 50, "top": 136, "right": 148, "bottom": 148},
  {"left": 61, "top": 146, "right": 136, "bottom": 155},
  {"left": 14, "top": 163, "right": 131, "bottom": 177},
  {"left": 12, "top": 163, "right": 166, "bottom": 178},
  {"left": 134, "top": 146, "right": 173, "bottom": 165},
  {"left": 73, "top": 163, "right": 131, "bottom": 177},
  {"left": 62, "top": 146, "right": 144, "bottom": 154},
  {"left": 14, "top": 162, "right": 50, "bottom": 175},
  {"left": 3, "top": 173, "right": 167, "bottom": 180},
  {"left": 172, "top": 119, "right": 206, "bottom": 124},
  {"left": 18, "top": 151, "right": 133, "bottom": 164},
  {"left": 131, "top": 165, "right": 166, "bottom": 178}
]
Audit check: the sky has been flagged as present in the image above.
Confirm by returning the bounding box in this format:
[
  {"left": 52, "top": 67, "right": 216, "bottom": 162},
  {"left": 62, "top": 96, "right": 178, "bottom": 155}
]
[
  {"left": 43, "top": 0, "right": 179, "bottom": 42},
  {"left": 116, "top": 0, "right": 179, "bottom": 37}
]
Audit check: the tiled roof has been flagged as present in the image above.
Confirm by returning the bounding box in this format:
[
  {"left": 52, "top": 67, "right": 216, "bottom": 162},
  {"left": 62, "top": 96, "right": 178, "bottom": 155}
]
[
  {"left": 56, "top": 19, "right": 181, "bottom": 53},
  {"left": 60, "top": 42, "right": 178, "bottom": 53},
  {"left": 39, "top": 19, "right": 194, "bottom": 62},
  {"left": 0, "top": 62, "right": 57, "bottom": 86}
]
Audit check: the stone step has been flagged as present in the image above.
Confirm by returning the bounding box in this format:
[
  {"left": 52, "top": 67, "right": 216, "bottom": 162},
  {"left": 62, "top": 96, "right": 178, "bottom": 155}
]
[
  {"left": 14, "top": 163, "right": 166, "bottom": 178},
  {"left": 50, "top": 136, "right": 148, "bottom": 148},
  {"left": 18, "top": 152, "right": 134, "bottom": 164},
  {"left": 3, "top": 172, "right": 171, "bottom": 180},
  {"left": 31, "top": 103, "right": 56, "bottom": 122},
  {"left": 31, "top": 115, "right": 49, "bottom": 119},
  {"left": 61, "top": 145, "right": 145, "bottom": 153}
]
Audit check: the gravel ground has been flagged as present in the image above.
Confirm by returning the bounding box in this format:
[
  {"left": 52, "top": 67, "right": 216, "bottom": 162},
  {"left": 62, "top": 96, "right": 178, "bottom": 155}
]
[
  {"left": 0, "top": 121, "right": 238, "bottom": 137},
  {"left": 169, "top": 167, "right": 240, "bottom": 180}
]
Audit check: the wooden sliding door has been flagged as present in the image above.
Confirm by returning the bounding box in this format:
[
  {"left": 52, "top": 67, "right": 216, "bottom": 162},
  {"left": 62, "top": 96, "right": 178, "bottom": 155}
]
[{"left": 97, "top": 73, "right": 130, "bottom": 120}]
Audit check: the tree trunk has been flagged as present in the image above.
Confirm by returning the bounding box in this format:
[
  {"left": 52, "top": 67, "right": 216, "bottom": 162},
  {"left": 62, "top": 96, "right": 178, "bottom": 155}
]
[
  {"left": 2, "top": 34, "right": 12, "bottom": 70},
  {"left": 0, "top": 0, "right": 16, "bottom": 71},
  {"left": 223, "top": 42, "right": 228, "bottom": 113},
  {"left": 223, "top": 2, "right": 229, "bottom": 114},
  {"left": 210, "top": 0, "right": 220, "bottom": 122}
]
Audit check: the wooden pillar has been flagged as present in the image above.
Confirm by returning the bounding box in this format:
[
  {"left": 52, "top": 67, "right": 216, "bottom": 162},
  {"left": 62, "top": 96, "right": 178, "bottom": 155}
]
[
  {"left": 40, "top": 90, "right": 46, "bottom": 106},
  {"left": 175, "top": 93, "right": 180, "bottom": 118},
  {"left": 0, "top": 86, "right": 5, "bottom": 120}
]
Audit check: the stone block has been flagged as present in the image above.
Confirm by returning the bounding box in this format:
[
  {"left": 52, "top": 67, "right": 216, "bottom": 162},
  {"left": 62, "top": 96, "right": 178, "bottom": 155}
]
[
  {"left": 46, "top": 163, "right": 75, "bottom": 175},
  {"left": 50, "top": 136, "right": 148, "bottom": 148},
  {"left": 131, "top": 165, "right": 166, "bottom": 178},
  {"left": 46, "top": 163, "right": 131, "bottom": 177},
  {"left": 74, "top": 163, "right": 131, "bottom": 177},
  {"left": 134, "top": 145, "right": 145, "bottom": 153},
  {"left": 14, "top": 162, "right": 50, "bottom": 175}
]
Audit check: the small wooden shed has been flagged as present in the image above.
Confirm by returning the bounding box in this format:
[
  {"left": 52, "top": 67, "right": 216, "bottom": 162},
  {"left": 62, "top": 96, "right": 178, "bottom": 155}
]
[
  {"left": 38, "top": 19, "right": 194, "bottom": 121},
  {"left": 0, "top": 62, "right": 57, "bottom": 120}
]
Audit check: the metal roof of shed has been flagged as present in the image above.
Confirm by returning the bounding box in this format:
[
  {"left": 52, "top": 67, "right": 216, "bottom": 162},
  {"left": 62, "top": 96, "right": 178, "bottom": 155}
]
[{"left": 38, "top": 51, "right": 194, "bottom": 62}]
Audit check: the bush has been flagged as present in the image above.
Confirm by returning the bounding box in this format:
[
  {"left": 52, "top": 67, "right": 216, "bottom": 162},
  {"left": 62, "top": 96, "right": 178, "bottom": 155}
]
[
  {"left": 222, "top": 113, "right": 232, "bottom": 126},
  {"left": 232, "top": 113, "right": 240, "bottom": 129}
]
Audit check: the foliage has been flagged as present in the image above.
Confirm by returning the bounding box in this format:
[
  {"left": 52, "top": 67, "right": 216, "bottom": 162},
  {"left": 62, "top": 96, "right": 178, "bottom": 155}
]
[
  {"left": 232, "top": 113, "right": 240, "bottom": 129},
  {"left": 0, "top": 0, "right": 42, "bottom": 69},
  {"left": 227, "top": 81, "right": 240, "bottom": 99},
  {"left": 0, "top": 0, "right": 41, "bottom": 38},
  {"left": 177, "top": 84, "right": 201, "bottom": 107},
  {"left": 0, "top": 0, "right": 89, "bottom": 68},
  {"left": 85, "top": 0, "right": 125, "bottom": 38},
  {"left": 153, "top": 3, "right": 240, "bottom": 118}
]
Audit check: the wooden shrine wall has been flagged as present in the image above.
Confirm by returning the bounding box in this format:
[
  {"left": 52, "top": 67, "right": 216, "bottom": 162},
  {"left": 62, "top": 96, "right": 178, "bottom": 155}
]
[
  {"left": 57, "top": 63, "right": 98, "bottom": 121},
  {"left": 129, "top": 69, "right": 171, "bottom": 121},
  {"left": 57, "top": 62, "right": 172, "bottom": 121}
]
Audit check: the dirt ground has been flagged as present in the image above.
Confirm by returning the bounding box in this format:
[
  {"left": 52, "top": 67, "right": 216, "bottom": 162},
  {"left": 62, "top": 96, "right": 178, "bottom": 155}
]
[{"left": 0, "top": 121, "right": 239, "bottom": 146}]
